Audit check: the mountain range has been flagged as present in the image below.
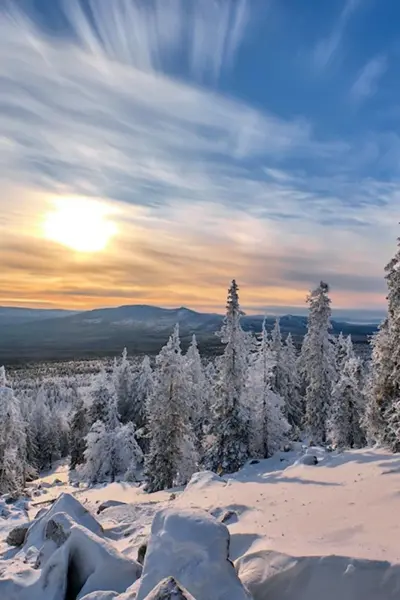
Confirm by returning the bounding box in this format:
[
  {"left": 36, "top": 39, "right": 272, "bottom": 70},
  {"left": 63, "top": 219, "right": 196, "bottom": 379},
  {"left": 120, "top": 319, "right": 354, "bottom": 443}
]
[{"left": 0, "top": 304, "right": 378, "bottom": 364}]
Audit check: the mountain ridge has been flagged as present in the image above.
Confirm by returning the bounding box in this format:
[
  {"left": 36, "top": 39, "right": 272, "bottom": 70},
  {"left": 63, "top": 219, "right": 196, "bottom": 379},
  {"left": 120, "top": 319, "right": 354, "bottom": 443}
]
[{"left": 0, "top": 304, "right": 377, "bottom": 364}]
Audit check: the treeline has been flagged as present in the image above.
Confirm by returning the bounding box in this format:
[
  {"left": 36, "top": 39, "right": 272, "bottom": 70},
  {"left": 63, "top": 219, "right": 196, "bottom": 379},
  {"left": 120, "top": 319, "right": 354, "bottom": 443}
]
[{"left": 1, "top": 233, "right": 400, "bottom": 495}]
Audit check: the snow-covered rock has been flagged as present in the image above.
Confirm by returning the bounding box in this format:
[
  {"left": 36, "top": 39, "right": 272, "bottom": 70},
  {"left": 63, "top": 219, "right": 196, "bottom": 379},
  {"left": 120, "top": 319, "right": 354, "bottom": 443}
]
[
  {"left": 135, "top": 508, "right": 251, "bottom": 600},
  {"left": 184, "top": 471, "right": 227, "bottom": 492},
  {"left": 97, "top": 499, "right": 127, "bottom": 514},
  {"left": 298, "top": 454, "right": 318, "bottom": 466},
  {"left": 141, "top": 577, "right": 197, "bottom": 599},
  {"left": 24, "top": 492, "right": 102, "bottom": 551},
  {"left": 1, "top": 521, "right": 142, "bottom": 600}
]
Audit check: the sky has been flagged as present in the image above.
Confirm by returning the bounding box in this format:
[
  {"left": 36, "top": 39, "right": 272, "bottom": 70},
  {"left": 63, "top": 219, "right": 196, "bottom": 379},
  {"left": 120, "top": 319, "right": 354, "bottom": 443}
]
[{"left": 1, "top": 0, "right": 399, "bottom": 318}]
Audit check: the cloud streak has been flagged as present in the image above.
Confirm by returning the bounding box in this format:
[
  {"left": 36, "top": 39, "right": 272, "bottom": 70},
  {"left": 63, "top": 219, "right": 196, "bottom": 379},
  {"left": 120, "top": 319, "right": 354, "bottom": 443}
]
[
  {"left": 0, "top": 0, "right": 398, "bottom": 314},
  {"left": 350, "top": 55, "right": 387, "bottom": 102}
]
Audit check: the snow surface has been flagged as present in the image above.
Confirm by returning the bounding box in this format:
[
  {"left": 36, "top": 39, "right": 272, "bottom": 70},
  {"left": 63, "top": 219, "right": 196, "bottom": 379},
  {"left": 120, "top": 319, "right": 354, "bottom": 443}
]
[{"left": 2, "top": 446, "right": 400, "bottom": 599}]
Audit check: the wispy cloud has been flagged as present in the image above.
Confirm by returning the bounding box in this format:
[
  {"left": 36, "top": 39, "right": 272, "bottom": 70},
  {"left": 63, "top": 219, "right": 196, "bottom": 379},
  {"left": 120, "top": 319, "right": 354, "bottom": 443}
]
[
  {"left": 350, "top": 55, "right": 387, "bottom": 102},
  {"left": 0, "top": 0, "right": 398, "bottom": 313},
  {"left": 314, "top": 0, "right": 361, "bottom": 69},
  {"left": 63, "top": 0, "right": 249, "bottom": 83}
]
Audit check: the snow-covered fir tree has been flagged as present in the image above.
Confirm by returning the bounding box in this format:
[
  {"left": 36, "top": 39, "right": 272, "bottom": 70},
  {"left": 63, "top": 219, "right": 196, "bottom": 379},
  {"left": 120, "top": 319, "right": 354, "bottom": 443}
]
[
  {"left": 0, "top": 371, "right": 27, "bottom": 494},
  {"left": 329, "top": 355, "right": 366, "bottom": 449},
  {"left": 364, "top": 320, "right": 392, "bottom": 445},
  {"left": 185, "top": 334, "right": 208, "bottom": 455},
  {"left": 135, "top": 355, "right": 154, "bottom": 432},
  {"left": 203, "top": 280, "right": 252, "bottom": 474},
  {"left": 84, "top": 386, "right": 142, "bottom": 484},
  {"left": 367, "top": 234, "right": 400, "bottom": 450},
  {"left": 281, "top": 333, "right": 303, "bottom": 432},
  {"left": 298, "top": 281, "right": 336, "bottom": 444},
  {"left": 112, "top": 348, "right": 134, "bottom": 423},
  {"left": 69, "top": 395, "right": 89, "bottom": 470},
  {"left": 246, "top": 320, "right": 290, "bottom": 458},
  {"left": 144, "top": 325, "right": 197, "bottom": 492},
  {"left": 30, "top": 389, "right": 60, "bottom": 471},
  {"left": 88, "top": 369, "right": 114, "bottom": 426}
]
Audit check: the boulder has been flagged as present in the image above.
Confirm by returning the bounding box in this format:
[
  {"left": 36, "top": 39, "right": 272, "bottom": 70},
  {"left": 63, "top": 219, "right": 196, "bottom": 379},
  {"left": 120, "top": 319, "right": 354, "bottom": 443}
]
[
  {"left": 184, "top": 471, "right": 227, "bottom": 492},
  {"left": 142, "top": 577, "right": 197, "bottom": 599},
  {"left": 135, "top": 508, "right": 251, "bottom": 600},
  {"left": 24, "top": 493, "right": 103, "bottom": 551},
  {"left": 6, "top": 523, "right": 29, "bottom": 546},
  {"left": 2, "top": 522, "right": 142, "bottom": 600}
]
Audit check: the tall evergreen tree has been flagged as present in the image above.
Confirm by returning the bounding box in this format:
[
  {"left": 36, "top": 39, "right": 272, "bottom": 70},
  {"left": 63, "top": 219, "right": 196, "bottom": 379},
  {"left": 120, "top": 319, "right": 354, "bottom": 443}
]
[
  {"left": 298, "top": 281, "right": 336, "bottom": 444},
  {"left": 329, "top": 356, "right": 366, "bottom": 449},
  {"left": 185, "top": 334, "right": 208, "bottom": 455},
  {"left": 246, "top": 320, "right": 290, "bottom": 458},
  {"left": 0, "top": 372, "right": 27, "bottom": 494},
  {"left": 112, "top": 348, "right": 134, "bottom": 423},
  {"left": 144, "top": 325, "right": 197, "bottom": 492},
  {"left": 69, "top": 396, "right": 89, "bottom": 470},
  {"left": 88, "top": 369, "right": 114, "bottom": 425},
  {"left": 203, "top": 280, "right": 251, "bottom": 474},
  {"left": 281, "top": 333, "right": 303, "bottom": 431}
]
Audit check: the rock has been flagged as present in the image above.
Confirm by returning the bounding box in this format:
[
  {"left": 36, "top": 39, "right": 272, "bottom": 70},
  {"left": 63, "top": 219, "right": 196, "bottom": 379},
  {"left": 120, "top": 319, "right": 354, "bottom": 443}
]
[
  {"left": 135, "top": 508, "right": 251, "bottom": 600},
  {"left": 220, "top": 510, "right": 238, "bottom": 524},
  {"left": 169, "top": 493, "right": 177, "bottom": 500},
  {"left": 142, "top": 577, "right": 197, "bottom": 599},
  {"left": 4, "top": 494, "right": 19, "bottom": 505},
  {"left": 249, "top": 459, "right": 260, "bottom": 465},
  {"left": 45, "top": 516, "right": 71, "bottom": 546},
  {"left": 283, "top": 444, "right": 292, "bottom": 453},
  {"left": 137, "top": 542, "right": 148, "bottom": 565},
  {"left": 6, "top": 523, "right": 29, "bottom": 546},
  {"left": 97, "top": 499, "right": 127, "bottom": 514},
  {"left": 300, "top": 454, "right": 318, "bottom": 466},
  {"left": 53, "top": 478, "right": 63, "bottom": 486}
]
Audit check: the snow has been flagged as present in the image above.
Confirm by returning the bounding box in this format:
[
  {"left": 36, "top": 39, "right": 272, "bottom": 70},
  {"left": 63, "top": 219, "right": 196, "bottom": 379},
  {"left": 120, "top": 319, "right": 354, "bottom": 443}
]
[
  {"left": 2, "top": 446, "right": 400, "bottom": 598},
  {"left": 135, "top": 508, "right": 250, "bottom": 600}
]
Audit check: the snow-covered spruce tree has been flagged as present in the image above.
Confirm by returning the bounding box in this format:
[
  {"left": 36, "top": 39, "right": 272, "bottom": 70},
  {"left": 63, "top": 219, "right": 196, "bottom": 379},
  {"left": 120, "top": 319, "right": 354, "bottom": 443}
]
[
  {"left": 144, "top": 325, "right": 197, "bottom": 492},
  {"left": 112, "top": 348, "right": 134, "bottom": 423},
  {"left": 246, "top": 320, "right": 290, "bottom": 458},
  {"left": 298, "top": 281, "right": 336, "bottom": 444},
  {"left": 203, "top": 280, "right": 252, "bottom": 474},
  {"left": 281, "top": 333, "right": 303, "bottom": 431},
  {"left": 84, "top": 384, "right": 143, "bottom": 484},
  {"left": 135, "top": 355, "right": 154, "bottom": 432},
  {"left": 329, "top": 355, "right": 366, "bottom": 449},
  {"left": 0, "top": 372, "right": 27, "bottom": 494},
  {"left": 366, "top": 234, "right": 400, "bottom": 449},
  {"left": 88, "top": 369, "right": 113, "bottom": 426},
  {"left": 364, "top": 320, "right": 392, "bottom": 445},
  {"left": 185, "top": 334, "right": 208, "bottom": 455},
  {"left": 30, "top": 389, "right": 60, "bottom": 471},
  {"left": 69, "top": 395, "right": 89, "bottom": 470}
]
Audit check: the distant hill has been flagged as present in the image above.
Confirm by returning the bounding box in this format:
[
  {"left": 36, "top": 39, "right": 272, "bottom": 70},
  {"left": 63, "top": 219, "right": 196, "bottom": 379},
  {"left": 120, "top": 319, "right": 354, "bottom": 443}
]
[
  {"left": 0, "top": 306, "right": 78, "bottom": 327},
  {"left": 0, "top": 304, "right": 377, "bottom": 364}
]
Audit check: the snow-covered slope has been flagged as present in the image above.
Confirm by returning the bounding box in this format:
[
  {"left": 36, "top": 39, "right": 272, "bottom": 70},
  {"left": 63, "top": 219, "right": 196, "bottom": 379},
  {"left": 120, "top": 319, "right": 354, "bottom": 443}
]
[{"left": 1, "top": 446, "right": 400, "bottom": 599}]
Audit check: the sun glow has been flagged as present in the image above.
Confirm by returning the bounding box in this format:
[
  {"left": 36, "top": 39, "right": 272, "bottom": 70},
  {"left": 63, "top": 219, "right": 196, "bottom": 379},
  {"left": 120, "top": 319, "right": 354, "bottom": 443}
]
[{"left": 42, "top": 197, "right": 117, "bottom": 253}]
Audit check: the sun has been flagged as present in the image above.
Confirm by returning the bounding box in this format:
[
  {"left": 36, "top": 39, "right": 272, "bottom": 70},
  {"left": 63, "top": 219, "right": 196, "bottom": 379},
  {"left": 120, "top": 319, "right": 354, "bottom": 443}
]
[{"left": 42, "top": 197, "right": 117, "bottom": 253}]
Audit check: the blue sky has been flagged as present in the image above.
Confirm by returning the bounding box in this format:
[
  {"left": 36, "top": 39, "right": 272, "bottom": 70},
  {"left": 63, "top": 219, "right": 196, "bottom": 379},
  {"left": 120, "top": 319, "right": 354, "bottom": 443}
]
[{"left": 0, "top": 0, "right": 398, "bottom": 317}]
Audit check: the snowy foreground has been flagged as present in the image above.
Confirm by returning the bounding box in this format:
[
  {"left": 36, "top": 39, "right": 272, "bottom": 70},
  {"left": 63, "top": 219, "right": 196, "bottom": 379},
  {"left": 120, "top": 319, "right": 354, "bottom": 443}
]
[{"left": 1, "top": 446, "right": 400, "bottom": 599}]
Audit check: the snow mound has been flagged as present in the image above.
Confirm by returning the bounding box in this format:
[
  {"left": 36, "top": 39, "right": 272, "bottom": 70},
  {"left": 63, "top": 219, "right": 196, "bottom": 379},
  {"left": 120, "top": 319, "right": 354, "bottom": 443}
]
[
  {"left": 182, "top": 471, "right": 227, "bottom": 497},
  {"left": 235, "top": 549, "right": 400, "bottom": 600},
  {"left": 24, "top": 493, "right": 103, "bottom": 551},
  {"left": 135, "top": 507, "right": 251, "bottom": 600}
]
